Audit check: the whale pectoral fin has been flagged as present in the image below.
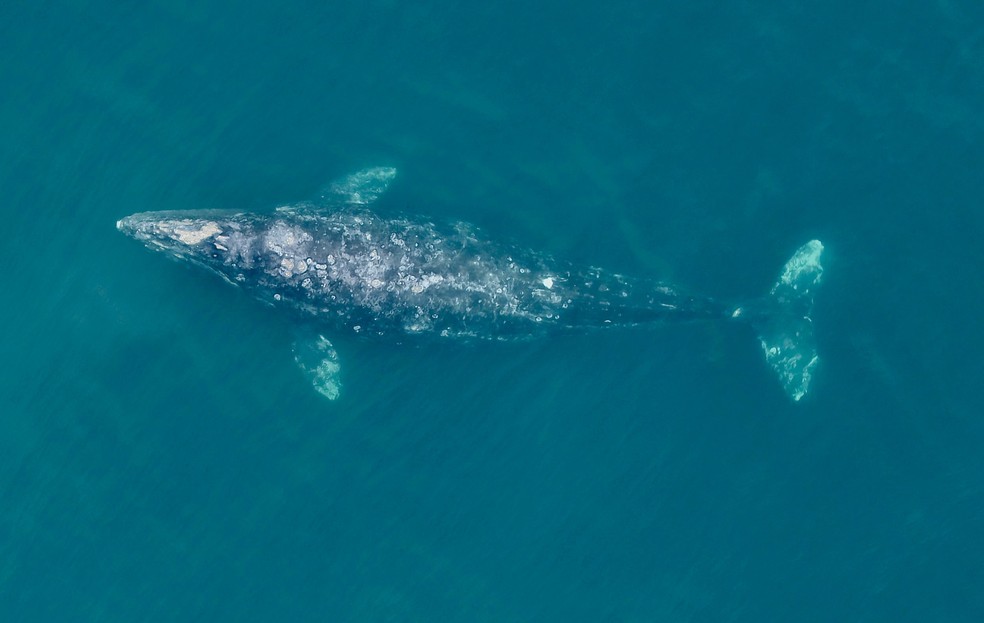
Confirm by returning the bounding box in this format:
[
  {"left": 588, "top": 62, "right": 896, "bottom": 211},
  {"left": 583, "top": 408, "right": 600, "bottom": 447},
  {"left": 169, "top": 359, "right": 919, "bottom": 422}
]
[
  {"left": 292, "top": 333, "right": 343, "bottom": 400},
  {"left": 277, "top": 168, "right": 397, "bottom": 215},
  {"left": 320, "top": 166, "right": 397, "bottom": 206}
]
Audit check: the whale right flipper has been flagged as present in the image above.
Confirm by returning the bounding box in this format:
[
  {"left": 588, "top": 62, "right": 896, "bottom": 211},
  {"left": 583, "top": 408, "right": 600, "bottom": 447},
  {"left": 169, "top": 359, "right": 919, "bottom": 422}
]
[
  {"left": 276, "top": 167, "right": 397, "bottom": 217},
  {"left": 320, "top": 166, "right": 397, "bottom": 206},
  {"left": 293, "top": 332, "right": 343, "bottom": 400}
]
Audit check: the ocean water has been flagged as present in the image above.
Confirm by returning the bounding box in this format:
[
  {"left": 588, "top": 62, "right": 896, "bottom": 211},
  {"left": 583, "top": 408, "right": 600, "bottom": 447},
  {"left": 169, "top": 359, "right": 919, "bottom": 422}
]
[{"left": 2, "top": 1, "right": 983, "bottom": 620}]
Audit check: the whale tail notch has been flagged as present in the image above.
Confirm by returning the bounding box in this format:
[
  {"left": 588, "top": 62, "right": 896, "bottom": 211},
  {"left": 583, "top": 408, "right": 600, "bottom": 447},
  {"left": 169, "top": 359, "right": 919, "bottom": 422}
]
[{"left": 732, "top": 240, "right": 825, "bottom": 402}]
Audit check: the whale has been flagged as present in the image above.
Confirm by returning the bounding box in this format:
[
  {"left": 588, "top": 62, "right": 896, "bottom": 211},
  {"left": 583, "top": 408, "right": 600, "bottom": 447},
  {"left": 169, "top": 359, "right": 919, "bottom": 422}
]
[{"left": 117, "top": 167, "right": 825, "bottom": 401}]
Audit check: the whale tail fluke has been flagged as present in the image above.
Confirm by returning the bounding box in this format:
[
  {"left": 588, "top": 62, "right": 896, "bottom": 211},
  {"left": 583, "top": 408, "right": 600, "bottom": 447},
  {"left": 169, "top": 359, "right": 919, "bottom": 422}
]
[{"left": 732, "top": 240, "right": 825, "bottom": 402}]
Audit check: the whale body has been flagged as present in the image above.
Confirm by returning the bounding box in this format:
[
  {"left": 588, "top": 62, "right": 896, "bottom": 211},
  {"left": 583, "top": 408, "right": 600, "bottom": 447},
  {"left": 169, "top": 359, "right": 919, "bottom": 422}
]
[{"left": 117, "top": 167, "right": 825, "bottom": 401}]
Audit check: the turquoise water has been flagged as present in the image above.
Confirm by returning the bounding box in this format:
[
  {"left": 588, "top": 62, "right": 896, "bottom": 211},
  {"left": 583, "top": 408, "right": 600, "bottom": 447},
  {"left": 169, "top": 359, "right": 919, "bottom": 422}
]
[{"left": 3, "top": 1, "right": 984, "bottom": 620}]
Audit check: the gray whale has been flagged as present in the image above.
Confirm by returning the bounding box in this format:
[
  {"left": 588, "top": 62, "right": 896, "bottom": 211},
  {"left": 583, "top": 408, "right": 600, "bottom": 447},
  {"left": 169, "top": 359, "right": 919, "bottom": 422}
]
[{"left": 117, "top": 167, "right": 824, "bottom": 401}]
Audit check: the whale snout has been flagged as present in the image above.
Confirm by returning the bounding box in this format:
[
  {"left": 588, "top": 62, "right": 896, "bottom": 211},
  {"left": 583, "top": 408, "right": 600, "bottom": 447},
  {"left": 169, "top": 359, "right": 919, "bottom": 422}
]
[
  {"left": 116, "top": 210, "right": 238, "bottom": 265},
  {"left": 116, "top": 215, "right": 139, "bottom": 235},
  {"left": 115, "top": 212, "right": 162, "bottom": 240}
]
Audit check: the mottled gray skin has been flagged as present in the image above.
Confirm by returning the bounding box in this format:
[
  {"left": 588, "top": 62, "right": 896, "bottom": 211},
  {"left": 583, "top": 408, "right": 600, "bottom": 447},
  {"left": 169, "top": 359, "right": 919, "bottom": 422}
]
[{"left": 117, "top": 207, "right": 728, "bottom": 341}]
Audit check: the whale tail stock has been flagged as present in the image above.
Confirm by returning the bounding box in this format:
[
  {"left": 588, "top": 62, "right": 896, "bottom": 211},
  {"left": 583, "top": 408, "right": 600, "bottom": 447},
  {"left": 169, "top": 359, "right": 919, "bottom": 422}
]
[{"left": 730, "top": 240, "right": 825, "bottom": 402}]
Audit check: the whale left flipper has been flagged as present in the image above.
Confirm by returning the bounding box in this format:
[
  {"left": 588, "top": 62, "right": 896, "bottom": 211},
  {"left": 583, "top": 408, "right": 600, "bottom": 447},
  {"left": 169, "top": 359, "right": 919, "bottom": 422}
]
[{"left": 293, "top": 331, "right": 343, "bottom": 400}]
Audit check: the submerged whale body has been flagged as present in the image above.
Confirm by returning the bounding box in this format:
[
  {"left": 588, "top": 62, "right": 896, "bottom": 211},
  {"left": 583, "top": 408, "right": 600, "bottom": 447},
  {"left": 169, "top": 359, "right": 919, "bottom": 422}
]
[{"left": 117, "top": 167, "right": 825, "bottom": 402}]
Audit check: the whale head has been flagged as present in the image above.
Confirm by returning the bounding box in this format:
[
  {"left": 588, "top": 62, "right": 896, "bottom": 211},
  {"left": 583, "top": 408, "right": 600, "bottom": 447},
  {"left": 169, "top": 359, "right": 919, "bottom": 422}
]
[{"left": 117, "top": 210, "right": 264, "bottom": 282}]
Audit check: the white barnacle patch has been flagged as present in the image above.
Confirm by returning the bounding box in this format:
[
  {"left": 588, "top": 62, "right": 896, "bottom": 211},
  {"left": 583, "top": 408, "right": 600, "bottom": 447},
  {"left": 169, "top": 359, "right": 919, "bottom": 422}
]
[
  {"left": 280, "top": 257, "right": 294, "bottom": 277},
  {"left": 172, "top": 221, "right": 222, "bottom": 245},
  {"left": 265, "top": 220, "right": 312, "bottom": 258},
  {"left": 410, "top": 273, "right": 444, "bottom": 294},
  {"left": 405, "top": 315, "right": 432, "bottom": 334},
  {"left": 541, "top": 277, "right": 554, "bottom": 289}
]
